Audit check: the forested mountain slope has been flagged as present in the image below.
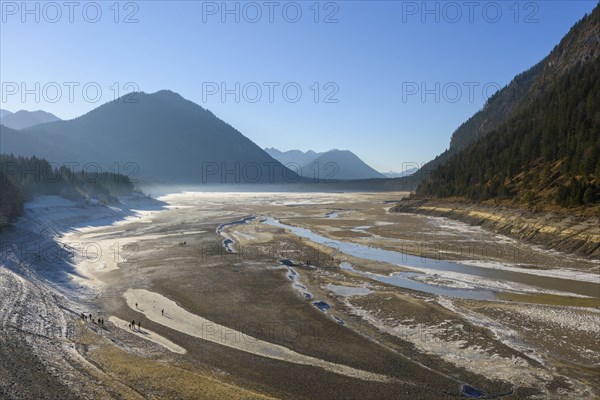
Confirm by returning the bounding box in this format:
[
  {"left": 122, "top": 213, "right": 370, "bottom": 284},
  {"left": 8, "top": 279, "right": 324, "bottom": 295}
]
[
  {"left": 415, "top": 7, "right": 600, "bottom": 207},
  {"left": 407, "top": 6, "right": 600, "bottom": 191}
]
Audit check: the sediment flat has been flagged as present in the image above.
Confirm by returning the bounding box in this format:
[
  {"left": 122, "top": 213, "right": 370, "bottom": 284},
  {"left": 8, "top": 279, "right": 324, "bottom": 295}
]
[{"left": 1, "top": 192, "right": 598, "bottom": 399}]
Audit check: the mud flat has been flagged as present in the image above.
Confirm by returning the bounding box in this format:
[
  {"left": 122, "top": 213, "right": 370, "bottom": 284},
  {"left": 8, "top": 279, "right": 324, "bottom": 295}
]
[
  {"left": 1, "top": 192, "right": 598, "bottom": 399},
  {"left": 392, "top": 199, "right": 600, "bottom": 258}
]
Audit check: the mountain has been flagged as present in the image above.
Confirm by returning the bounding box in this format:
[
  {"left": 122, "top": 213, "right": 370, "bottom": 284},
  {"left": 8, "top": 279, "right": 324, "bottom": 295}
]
[
  {"left": 264, "top": 148, "right": 321, "bottom": 167},
  {"left": 383, "top": 168, "right": 418, "bottom": 178},
  {"left": 416, "top": 7, "right": 600, "bottom": 207},
  {"left": 0, "top": 90, "right": 298, "bottom": 184},
  {"left": 266, "top": 147, "right": 385, "bottom": 180},
  {"left": 406, "top": 6, "right": 600, "bottom": 190},
  {"left": 0, "top": 109, "right": 13, "bottom": 119},
  {"left": 300, "top": 149, "right": 386, "bottom": 180},
  {"left": 0, "top": 109, "right": 61, "bottom": 129}
]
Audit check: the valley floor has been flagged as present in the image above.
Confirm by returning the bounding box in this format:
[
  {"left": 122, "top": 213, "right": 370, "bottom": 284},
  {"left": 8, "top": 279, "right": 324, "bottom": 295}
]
[{"left": 0, "top": 192, "right": 598, "bottom": 399}]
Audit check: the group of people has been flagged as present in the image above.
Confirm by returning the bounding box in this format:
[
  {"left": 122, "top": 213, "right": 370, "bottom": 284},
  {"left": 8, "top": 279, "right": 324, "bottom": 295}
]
[
  {"left": 80, "top": 312, "right": 105, "bottom": 325},
  {"left": 129, "top": 320, "right": 141, "bottom": 330},
  {"left": 80, "top": 301, "right": 170, "bottom": 333}
]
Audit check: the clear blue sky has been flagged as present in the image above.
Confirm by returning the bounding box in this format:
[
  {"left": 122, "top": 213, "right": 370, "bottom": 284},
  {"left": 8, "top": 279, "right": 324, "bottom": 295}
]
[{"left": 1, "top": 0, "right": 597, "bottom": 172}]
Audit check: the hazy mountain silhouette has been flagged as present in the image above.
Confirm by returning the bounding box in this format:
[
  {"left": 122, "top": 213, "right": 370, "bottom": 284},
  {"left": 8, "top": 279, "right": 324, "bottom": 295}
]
[
  {"left": 0, "top": 109, "right": 61, "bottom": 129},
  {"left": 383, "top": 168, "right": 418, "bottom": 178},
  {"left": 300, "top": 149, "right": 385, "bottom": 180},
  {"left": 266, "top": 147, "right": 385, "bottom": 180},
  {"left": 0, "top": 109, "right": 13, "bottom": 119},
  {"left": 1, "top": 91, "right": 299, "bottom": 183},
  {"left": 264, "top": 148, "right": 321, "bottom": 167}
]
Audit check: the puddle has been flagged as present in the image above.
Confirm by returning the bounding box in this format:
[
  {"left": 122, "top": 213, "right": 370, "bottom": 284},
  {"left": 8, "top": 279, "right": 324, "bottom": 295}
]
[
  {"left": 325, "top": 284, "right": 372, "bottom": 297},
  {"left": 461, "top": 384, "right": 485, "bottom": 398},
  {"left": 280, "top": 258, "right": 295, "bottom": 267},
  {"left": 313, "top": 301, "right": 331, "bottom": 312},
  {"left": 222, "top": 238, "right": 234, "bottom": 253}
]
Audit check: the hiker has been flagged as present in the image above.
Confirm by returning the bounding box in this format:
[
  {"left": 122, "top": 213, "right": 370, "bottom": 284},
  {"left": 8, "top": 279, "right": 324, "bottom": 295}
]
[
  {"left": 132, "top": 320, "right": 135, "bottom": 329},
  {"left": 161, "top": 309, "right": 164, "bottom": 316},
  {"left": 138, "top": 321, "right": 141, "bottom": 330},
  {"left": 136, "top": 303, "right": 138, "bottom": 308}
]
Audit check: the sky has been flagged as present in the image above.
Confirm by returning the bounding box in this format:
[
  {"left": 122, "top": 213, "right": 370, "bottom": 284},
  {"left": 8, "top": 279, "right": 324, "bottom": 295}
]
[{"left": 1, "top": 0, "right": 597, "bottom": 172}]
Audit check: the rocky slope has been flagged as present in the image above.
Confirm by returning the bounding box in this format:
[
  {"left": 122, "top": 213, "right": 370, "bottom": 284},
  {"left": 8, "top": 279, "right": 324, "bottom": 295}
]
[{"left": 392, "top": 199, "right": 600, "bottom": 259}]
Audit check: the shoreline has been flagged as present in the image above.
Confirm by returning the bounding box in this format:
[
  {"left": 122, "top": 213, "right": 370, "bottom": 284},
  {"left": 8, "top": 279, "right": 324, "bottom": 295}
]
[{"left": 392, "top": 199, "right": 600, "bottom": 259}]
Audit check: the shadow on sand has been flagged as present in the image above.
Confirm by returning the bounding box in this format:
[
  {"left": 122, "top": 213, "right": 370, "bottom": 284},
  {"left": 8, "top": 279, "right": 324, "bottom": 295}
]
[{"left": 0, "top": 195, "right": 168, "bottom": 294}]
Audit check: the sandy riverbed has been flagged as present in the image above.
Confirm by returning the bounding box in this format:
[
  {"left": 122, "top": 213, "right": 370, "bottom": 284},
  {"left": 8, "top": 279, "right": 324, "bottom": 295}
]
[{"left": 1, "top": 191, "right": 598, "bottom": 399}]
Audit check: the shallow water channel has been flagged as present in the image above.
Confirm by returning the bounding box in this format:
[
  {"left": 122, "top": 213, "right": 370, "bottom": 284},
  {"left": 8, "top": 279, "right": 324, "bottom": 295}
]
[{"left": 263, "top": 218, "right": 599, "bottom": 299}]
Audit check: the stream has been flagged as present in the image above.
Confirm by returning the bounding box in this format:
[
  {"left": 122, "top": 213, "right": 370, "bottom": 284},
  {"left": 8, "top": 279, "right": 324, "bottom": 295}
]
[{"left": 263, "top": 218, "right": 599, "bottom": 299}]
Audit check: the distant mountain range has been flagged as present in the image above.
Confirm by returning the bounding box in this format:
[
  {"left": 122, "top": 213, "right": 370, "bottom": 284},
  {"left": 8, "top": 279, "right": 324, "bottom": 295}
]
[
  {"left": 301, "top": 150, "right": 385, "bottom": 180},
  {"left": 0, "top": 109, "right": 61, "bottom": 129},
  {"left": 1, "top": 91, "right": 298, "bottom": 184},
  {"left": 265, "top": 148, "right": 385, "bottom": 180},
  {"left": 382, "top": 168, "right": 418, "bottom": 178},
  {"left": 264, "top": 148, "right": 321, "bottom": 167}
]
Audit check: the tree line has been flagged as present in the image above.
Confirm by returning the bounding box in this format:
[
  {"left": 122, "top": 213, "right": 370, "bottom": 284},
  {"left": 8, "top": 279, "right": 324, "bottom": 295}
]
[
  {"left": 0, "top": 154, "right": 135, "bottom": 227},
  {"left": 416, "top": 55, "right": 600, "bottom": 208}
]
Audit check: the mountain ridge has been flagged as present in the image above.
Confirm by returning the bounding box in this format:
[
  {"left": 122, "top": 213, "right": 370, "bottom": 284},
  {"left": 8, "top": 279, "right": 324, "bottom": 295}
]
[
  {"left": 1, "top": 91, "right": 299, "bottom": 184},
  {"left": 300, "top": 149, "right": 386, "bottom": 180},
  {"left": 264, "top": 148, "right": 322, "bottom": 167},
  {"left": 266, "top": 147, "right": 385, "bottom": 180},
  {"left": 0, "top": 109, "right": 61, "bottom": 129}
]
